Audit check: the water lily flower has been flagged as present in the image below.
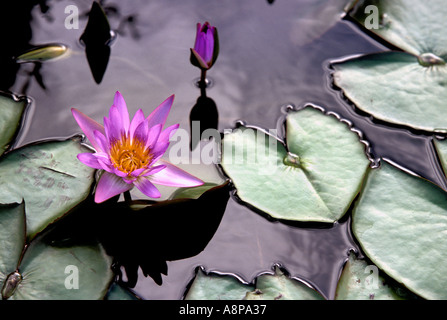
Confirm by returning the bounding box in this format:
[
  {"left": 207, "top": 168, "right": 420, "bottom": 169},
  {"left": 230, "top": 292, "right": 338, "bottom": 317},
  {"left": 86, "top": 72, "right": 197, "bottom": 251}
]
[
  {"left": 190, "top": 21, "right": 219, "bottom": 70},
  {"left": 72, "top": 91, "right": 204, "bottom": 203}
]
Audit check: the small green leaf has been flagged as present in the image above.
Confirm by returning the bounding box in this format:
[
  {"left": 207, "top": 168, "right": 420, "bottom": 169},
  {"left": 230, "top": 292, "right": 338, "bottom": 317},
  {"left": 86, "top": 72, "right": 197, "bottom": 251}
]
[
  {"left": 352, "top": 161, "right": 447, "bottom": 299},
  {"left": 15, "top": 44, "right": 68, "bottom": 63},
  {"left": 221, "top": 106, "right": 370, "bottom": 222},
  {"left": 0, "top": 92, "right": 28, "bottom": 156},
  {"left": 0, "top": 137, "right": 96, "bottom": 240}
]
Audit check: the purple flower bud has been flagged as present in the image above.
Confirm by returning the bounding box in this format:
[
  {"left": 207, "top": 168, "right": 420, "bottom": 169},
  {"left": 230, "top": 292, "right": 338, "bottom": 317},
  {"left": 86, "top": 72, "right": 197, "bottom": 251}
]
[{"left": 190, "top": 21, "right": 219, "bottom": 70}]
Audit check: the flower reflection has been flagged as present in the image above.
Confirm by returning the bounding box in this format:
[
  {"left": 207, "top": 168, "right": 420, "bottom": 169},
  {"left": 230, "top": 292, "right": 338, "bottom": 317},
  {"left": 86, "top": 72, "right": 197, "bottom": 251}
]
[{"left": 72, "top": 91, "right": 203, "bottom": 203}]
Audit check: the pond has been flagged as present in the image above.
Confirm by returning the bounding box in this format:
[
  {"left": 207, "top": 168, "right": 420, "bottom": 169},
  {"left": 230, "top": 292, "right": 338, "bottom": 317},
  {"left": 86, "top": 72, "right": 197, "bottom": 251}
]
[{"left": 1, "top": 0, "right": 445, "bottom": 301}]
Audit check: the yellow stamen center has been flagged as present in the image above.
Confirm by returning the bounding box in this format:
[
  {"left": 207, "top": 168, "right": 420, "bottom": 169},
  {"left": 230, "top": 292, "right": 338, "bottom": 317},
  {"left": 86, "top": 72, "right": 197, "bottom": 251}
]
[{"left": 110, "top": 135, "right": 152, "bottom": 174}]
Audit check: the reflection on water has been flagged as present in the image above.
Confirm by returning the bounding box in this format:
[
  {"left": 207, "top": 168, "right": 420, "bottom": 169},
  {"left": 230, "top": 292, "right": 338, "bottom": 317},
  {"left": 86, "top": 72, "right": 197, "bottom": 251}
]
[{"left": 2, "top": 0, "right": 445, "bottom": 300}]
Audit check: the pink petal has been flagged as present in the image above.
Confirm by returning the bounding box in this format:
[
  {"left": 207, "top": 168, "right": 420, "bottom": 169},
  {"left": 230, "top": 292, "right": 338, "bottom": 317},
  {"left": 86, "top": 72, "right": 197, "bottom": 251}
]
[
  {"left": 93, "top": 130, "right": 109, "bottom": 153},
  {"left": 158, "top": 124, "right": 179, "bottom": 144},
  {"left": 145, "top": 123, "right": 162, "bottom": 149},
  {"left": 129, "top": 109, "right": 145, "bottom": 138},
  {"left": 91, "top": 151, "right": 113, "bottom": 171},
  {"left": 149, "top": 159, "right": 204, "bottom": 187},
  {"left": 113, "top": 91, "right": 130, "bottom": 133},
  {"left": 71, "top": 108, "right": 105, "bottom": 151},
  {"left": 134, "top": 177, "right": 161, "bottom": 198},
  {"left": 107, "top": 105, "right": 124, "bottom": 140},
  {"left": 150, "top": 141, "right": 170, "bottom": 164},
  {"left": 146, "top": 95, "right": 175, "bottom": 129},
  {"left": 133, "top": 118, "right": 149, "bottom": 143},
  {"left": 77, "top": 153, "right": 103, "bottom": 170},
  {"left": 141, "top": 164, "right": 166, "bottom": 177},
  {"left": 94, "top": 171, "right": 133, "bottom": 203}
]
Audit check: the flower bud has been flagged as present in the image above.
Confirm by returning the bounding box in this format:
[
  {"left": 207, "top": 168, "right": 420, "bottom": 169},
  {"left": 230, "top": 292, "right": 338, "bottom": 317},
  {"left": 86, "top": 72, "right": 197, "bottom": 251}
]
[{"left": 190, "top": 21, "right": 219, "bottom": 70}]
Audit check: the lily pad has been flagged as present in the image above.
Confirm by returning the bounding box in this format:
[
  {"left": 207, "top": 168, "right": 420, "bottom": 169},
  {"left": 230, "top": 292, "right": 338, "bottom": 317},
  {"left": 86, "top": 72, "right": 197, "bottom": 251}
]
[
  {"left": 0, "top": 92, "right": 28, "bottom": 156},
  {"left": 0, "top": 136, "right": 96, "bottom": 240},
  {"left": 352, "top": 160, "right": 447, "bottom": 299},
  {"left": 332, "top": 51, "right": 447, "bottom": 132},
  {"left": 245, "top": 267, "right": 324, "bottom": 300},
  {"left": 184, "top": 267, "right": 324, "bottom": 300},
  {"left": 333, "top": 0, "right": 447, "bottom": 132},
  {"left": 432, "top": 137, "right": 447, "bottom": 181},
  {"left": 335, "top": 252, "right": 411, "bottom": 300},
  {"left": 221, "top": 106, "right": 370, "bottom": 222},
  {"left": 105, "top": 282, "right": 140, "bottom": 300},
  {"left": 9, "top": 231, "right": 112, "bottom": 300},
  {"left": 0, "top": 201, "right": 113, "bottom": 300},
  {"left": 185, "top": 269, "right": 253, "bottom": 300},
  {"left": 0, "top": 202, "right": 26, "bottom": 288},
  {"left": 348, "top": 0, "right": 447, "bottom": 57}
]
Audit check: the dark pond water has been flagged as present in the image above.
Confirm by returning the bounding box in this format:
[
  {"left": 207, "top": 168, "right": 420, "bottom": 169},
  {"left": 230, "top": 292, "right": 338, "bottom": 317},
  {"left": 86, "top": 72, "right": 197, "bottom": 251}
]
[{"left": 2, "top": 0, "right": 444, "bottom": 300}]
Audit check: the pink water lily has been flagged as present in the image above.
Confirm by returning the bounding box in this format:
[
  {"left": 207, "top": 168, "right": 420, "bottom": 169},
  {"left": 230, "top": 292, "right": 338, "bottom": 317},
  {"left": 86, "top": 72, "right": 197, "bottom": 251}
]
[
  {"left": 190, "top": 21, "right": 219, "bottom": 70},
  {"left": 72, "top": 91, "right": 204, "bottom": 203}
]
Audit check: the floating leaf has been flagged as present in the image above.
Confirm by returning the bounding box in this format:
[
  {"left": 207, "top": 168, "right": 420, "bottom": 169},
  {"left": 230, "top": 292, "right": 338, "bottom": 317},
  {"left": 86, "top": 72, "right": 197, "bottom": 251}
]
[
  {"left": 185, "top": 269, "right": 252, "bottom": 300},
  {"left": 0, "top": 201, "right": 113, "bottom": 300},
  {"left": 185, "top": 267, "right": 324, "bottom": 300},
  {"left": 221, "top": 106, "right": 370, "bottom": 222},
  {"left": 0, "top": 136, "right": 96, "bottom": 240},
  {"left": 15, "top": 44, "right": 68, "bottom": 63},
  {"left": 332, "top": 51, "right": 447, "bottom": 132},
  {"left": 0, "top": 202, "right": 26, "bottom": 285},
  {"left": 333, "top": 0, "right": 447, "bottom": 132},
  {"left": 433, "top": 137, "right": 447, "bottom": 180},
  {"left": 245, "top": 267, "right": 324, "bottom": 300},
  {"left": 0, "top": 92, "right": 28, "bottom": 156},
  {"left": 352, "top": 161, "right": 447, "bottom": 299},
  {"left": 335, "top": 252, "right": 411, "bottom": 300},
  {"left": 9, "top": 232, "right": 112, "bottom": 300},
  {"left": 169, "top": 182, "right": 220, "bottom": 200},
  {"left": 105, "top": 282, "right": 140, "bottom": 300},
  {"left": 348, "top": 0, "right": 447, "bottom": 57}
]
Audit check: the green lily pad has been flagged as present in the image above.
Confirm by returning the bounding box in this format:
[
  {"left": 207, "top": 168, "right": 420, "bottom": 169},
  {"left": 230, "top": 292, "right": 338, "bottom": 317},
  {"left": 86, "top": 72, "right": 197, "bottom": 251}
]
[
  {"left": 348, "top": 0, "right": 447, "bottom": 57},
  {"left": 0, "top": 92, "right": 28, "bottom": 156},
  {"left": 105, "top": 282, "right": 140, "bottom": 300},
  {"left": 433, "top": 137, "right": 447, "bottom": 180},
  {"left": 9, "top": 231, "right": 112, "bottom": 300},
  {"left": 185, "top": 267, "right": 324, "bottom": 300},
  {"left": 245, "top": 267, "right": 324, "bottom": 300},
  {"left": 332, "top": 51, "right": 447, "bottom": 132},
  {"left": 0, "top": 136, "right": 96, "bottom": 240},
  {"left": 221, "top": 106, "right": 370, "bottom": 222},
  {"left": 0, "top": 202, "right": 26, "bottom": 288},
  {"left": 335, "top": 252, "right": 412, "bottom": 300},
  {"left": 333, "top": 0, "right": 447, "bottom": 132},
  {"left": 185, "top": 269, "right": 253, "bottom": 300},
  {"left": 0, "top": 201, "right": 113, "bottom": 300},
  {"left": 352, "top": 160, "right": 447, "bottom": 299}
]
